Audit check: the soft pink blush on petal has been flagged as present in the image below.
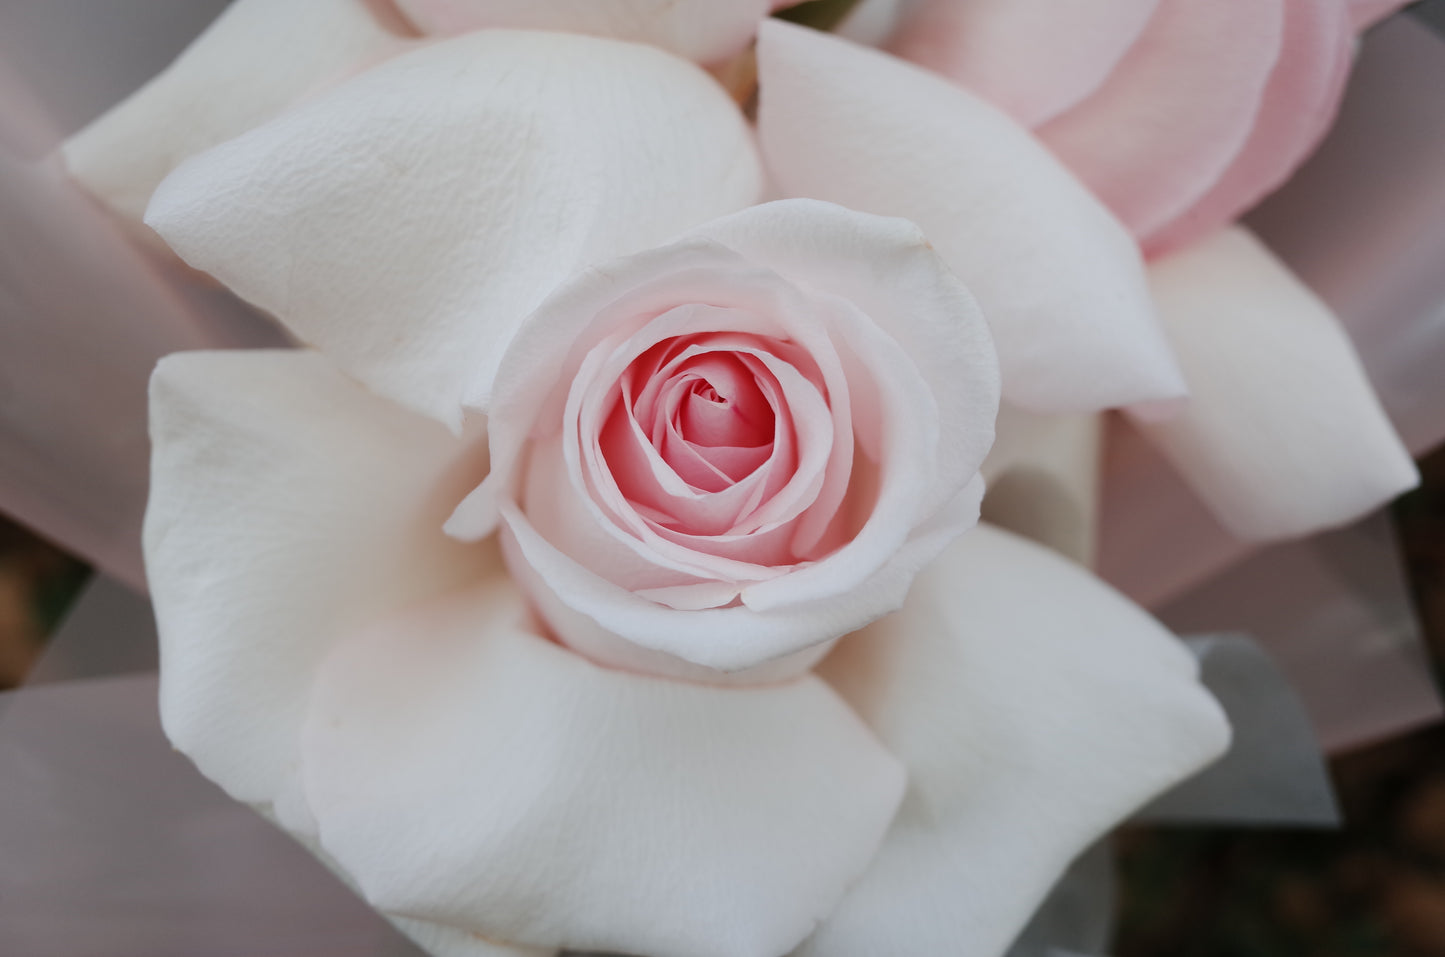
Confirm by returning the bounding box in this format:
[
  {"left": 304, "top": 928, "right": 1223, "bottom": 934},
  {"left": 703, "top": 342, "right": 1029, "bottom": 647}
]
[
  {"left": 1038, "top": 0, "right": 1284, "bottom": 240},
  {"left": 457, "top": 201, "right": 997, "bottom": 677},
  {"left": 887, "top": 0, "right": 1161, "bottom": 126},
  {"left": 1141, "top": 0, "right": 1355, "bottom": 255},
  {"left": 562, "top": 303, "right": 847, "bottom": 579},
  {"left": 599, "top": 341, "right": 822, "bottom": 547},
  {"left": 604, "top": 354, "right": 798, "bottom": 539}
]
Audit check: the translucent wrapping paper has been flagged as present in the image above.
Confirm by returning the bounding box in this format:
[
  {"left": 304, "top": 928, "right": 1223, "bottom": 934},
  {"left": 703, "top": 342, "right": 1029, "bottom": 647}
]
[{"left": 0, "top": 0, "right": 282, "bottom": 590}]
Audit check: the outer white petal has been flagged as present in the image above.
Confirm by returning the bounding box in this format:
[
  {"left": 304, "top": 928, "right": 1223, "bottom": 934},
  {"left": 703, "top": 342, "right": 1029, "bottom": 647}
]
[
  {"left": 62, "top": 0, "right": 409, "bottom": 223},
  {"left": 805, "top": 524, "right": 1229, "bottom": 957},
  {"left": 300, "top": 579, "right": 905, "bottom": 957},
  {"left": 146, "top": 30, "right": 761, "bottom": 430},
  {"left": 755, "top": 19, "right": 1184, "bottom": 413},
  {"left": 1128, "top": 227, "right": 1418, "bottom": 540},
  {"left": 396, "top": 0, "right": 773, "bottom": 63},
  {"left": 145, "top": 350, "right": 493, "bottom": 814}
]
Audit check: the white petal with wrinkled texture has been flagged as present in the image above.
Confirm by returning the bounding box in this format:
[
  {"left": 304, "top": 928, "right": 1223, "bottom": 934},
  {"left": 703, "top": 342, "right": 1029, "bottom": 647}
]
[
  {"left": 146, "top": 30, "right": 761, "bottom": 429},
  {"left": 1129, "top": 227, "right": 1418, "bottom": 540},
  {"left": 396, "top": 0, "right": 773, "bottom": 63},
  {"left": 804, "top": 524, "right": 1229, "bottom": 957},
  {"left": 755, "top": 19, "right": 1184, "bottom": 413},
  {"left": 63, "top": 0, "right": 408, "bottom": 223},
  {"left": 145, "top": 350, "right": 492, "bottom": 814},
  {"left": 301, "top": 580, "right": 904, "bottom": 957}
]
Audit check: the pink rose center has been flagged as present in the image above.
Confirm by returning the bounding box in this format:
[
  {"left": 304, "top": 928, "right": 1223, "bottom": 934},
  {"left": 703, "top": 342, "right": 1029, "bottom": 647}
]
[{"left": 595, "top": 331, "right": 825, "bottom": 542}]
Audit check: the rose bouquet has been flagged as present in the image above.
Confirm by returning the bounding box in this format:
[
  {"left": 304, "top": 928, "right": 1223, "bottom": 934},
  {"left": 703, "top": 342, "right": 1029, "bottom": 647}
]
[{"left": 2, "top": 1, "right": 1442, "bottom": 955}]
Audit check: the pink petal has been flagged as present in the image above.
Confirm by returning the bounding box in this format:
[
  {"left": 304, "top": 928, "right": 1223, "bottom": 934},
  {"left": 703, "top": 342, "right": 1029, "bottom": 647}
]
[
  {"left": 497, "top": 474, "right": 982, "bottom": 674},
  {"left": 888, "top": 0, "right": 1161, "bottom": 126},
  {"left": 1144, "top": 0, "right": 1356, "bottom": 255},
  {"left": 1038, "top": 0, "right": 1285, "bottom": 240}
]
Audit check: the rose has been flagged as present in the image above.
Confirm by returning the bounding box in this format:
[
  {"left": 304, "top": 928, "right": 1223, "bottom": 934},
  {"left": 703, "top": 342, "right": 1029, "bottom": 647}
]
[
  {"left": 870, "top": 0, "right": 1409, "bottom": 256},
  {"left": 138, "top": 27, "right": 1228, "bottom": 957},
  {"left": 444, "top": 200, "right": 1000, "bottom": 677}
]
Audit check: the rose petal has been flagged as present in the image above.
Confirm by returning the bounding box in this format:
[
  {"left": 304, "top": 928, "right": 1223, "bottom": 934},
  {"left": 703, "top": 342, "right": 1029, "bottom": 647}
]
[
  {"left": 300, "top": 579, "right": 904, "bottom": 957},
  {"left": 1037, "top": 0, "right": 1284, "bottom": 240},
  {"left": 145, "top": 30, "right": 761, "bottom": 429},
  {"left": 980, "top": 405, "right": 1103, "bottom": 565},
  {"left": 1143, "top": 0, "right": 1355, "bottom": 255},
  {"left": 755, "top": 21, "right": 1184, "bottom": 412},
  {"left": 497, "top": 473, "right": 984, "bottom": 675},
  {"left": 394, "top": 0, "right": 774, "bottom": 63},
  {"left": 804, "top": 524, "right": 1229, "bottom": 956},
  {"left": 1128, "top": 227, "right": 1418, "bottom": 540},
  {"left": 145, "top": 350, "right": 493, "bottom": 815},
  {"left": 887, "top": 0, "right": 1161, "bottom": 126},
  {"left": 62, "top": 0, "right": 409, "bottom": 222}
]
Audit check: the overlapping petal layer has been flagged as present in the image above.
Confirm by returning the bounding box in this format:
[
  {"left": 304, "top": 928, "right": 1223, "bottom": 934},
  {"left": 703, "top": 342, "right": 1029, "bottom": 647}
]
[
  {"left": 808, "top": 524, "right": 1230, "bottom": 956},
  {"left": 1130, "top": 228, "right": 1418, "bottom": 539},
  {"left": 302, "top": 580, "right": 904, "bottom": 957},
  {"left": 1142, "top": 0, "right": 1356, "bottom": 255},
  {"left": 145, "top": 350, "right": 491, "bottom": 816},
  {"left": 882, "top": 0, "right": 1400, "bottom": 252},
  {"left": 145, "top": 30, "right": 761, "bottom": 428},
  {"left": 1036, "top": 0, "right": 1284, "bottom": 242},
  {"left": 63, "top": 0, "right": 410, "bottom": 222},
  {"left": 459, "top": 200, "right": 997, "bottom": 677},
  {"left": 887, "top": 0, "right": 1160, "bottom": 126},
  {"left": 755, "top": 19, "right": 1183, "bottom": 413}
]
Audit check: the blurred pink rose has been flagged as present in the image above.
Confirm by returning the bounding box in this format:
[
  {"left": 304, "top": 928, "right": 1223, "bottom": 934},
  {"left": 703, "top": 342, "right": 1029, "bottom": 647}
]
[{"left": 879, "top": 0, "right": 1409, "bottom": 256}]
